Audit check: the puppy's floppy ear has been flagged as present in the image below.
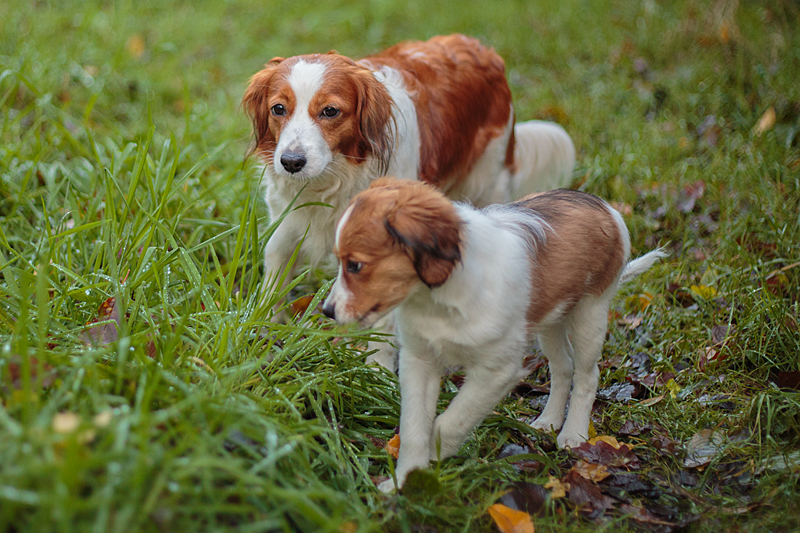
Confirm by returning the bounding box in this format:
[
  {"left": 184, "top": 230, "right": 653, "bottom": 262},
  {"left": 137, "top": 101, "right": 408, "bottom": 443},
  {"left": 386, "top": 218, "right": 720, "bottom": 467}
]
[
  {"left": 241, "top": 57, "right": 284, "bottom": 156},
  {"left": 352, "top": 69, "right": 394, "bottom": 174},
  {"left": 384, "top": 200, "right": 462, "bottom": 288}
]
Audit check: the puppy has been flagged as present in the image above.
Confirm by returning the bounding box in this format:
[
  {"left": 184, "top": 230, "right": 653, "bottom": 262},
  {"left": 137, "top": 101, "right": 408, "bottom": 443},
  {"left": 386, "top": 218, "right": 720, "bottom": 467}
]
[
  {"left": 243, "top": 35, "right": 576, "bottom": 366},
  {"left": 322, "top": 178, "right": 665, "bottom": 492}
]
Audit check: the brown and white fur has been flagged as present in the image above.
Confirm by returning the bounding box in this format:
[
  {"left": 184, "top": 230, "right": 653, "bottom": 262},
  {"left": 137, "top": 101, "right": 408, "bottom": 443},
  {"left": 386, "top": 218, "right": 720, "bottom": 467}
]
[
  {"left": 322, "top": 178, "right": 665, "bottom": 492},
  {"left": 243, "top": 35, "right": 575, "bottom": 365}
]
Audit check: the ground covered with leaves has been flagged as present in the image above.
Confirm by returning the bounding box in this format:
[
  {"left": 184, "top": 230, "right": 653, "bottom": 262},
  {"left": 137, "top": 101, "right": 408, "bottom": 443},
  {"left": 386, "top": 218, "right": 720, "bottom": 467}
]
[{"left": 1, "top": 0, "right": 799, "bottom": 532}]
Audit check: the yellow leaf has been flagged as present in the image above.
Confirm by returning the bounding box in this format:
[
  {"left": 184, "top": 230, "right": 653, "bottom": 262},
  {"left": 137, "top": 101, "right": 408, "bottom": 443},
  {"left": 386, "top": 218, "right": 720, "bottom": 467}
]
[
  {"left": 93, "top": 411, "right": 113, "bottom": 428},
  {"left": 690, "top": 284, "right": 717, "bottom": 299},
  {"left": 640, "top": 395, "right": 665, "bottom": 407},
  {"left": 754, "top": 107, "right": 776, "bottom": 135},
  {"left": 487, "top": 503, "right": 535, "bottom": 533},
  {"left": 53, "top": 412, "right": 80, "bottom": 434},
  {"left": 385, "top": 434, "right": 400, "bottom": 459},
  {"left": 587, "top": 419, "right": 597, "bottom": 439},
  {"left": 626, "top": 292, "right": 655, "bottom": 313},
  {"left": 338, "top": 522, "right": 357, "bottom": 533},
  {"left": 718, "top": 22, "right": 730, "bottom": 44},
  {"left": 639, "top": 292, "right": 654, "bottom": 311},
  {"left": 126, "top": 34, "right": 145, "bottom": 59},
  {"left": 587, "top": 435, "right": 624, "bottom": 449},
  {"left": 544, "top": 476, "right": 569, "bottom": 499},
  {"left": 665, "top": 378, "right": 681, "bottom": 399}
]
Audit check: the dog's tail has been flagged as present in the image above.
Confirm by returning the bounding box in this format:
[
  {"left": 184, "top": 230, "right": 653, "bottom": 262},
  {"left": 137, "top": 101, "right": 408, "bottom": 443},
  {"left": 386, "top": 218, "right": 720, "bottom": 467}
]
[{"left": 619, "top": 248, "right": 668, "bottom": 285}]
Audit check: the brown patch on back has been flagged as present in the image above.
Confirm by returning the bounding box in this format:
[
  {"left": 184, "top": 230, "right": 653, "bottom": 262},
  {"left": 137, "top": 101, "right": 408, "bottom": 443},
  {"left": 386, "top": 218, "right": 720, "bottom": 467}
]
[
  {"left": 334, "top": 178, "right": 463, "bottom": 320},
  {"left": 514, "top": 189, "right": 626, "bottom": 325},
  {"left": 366, "top": 35, "right": 514, "bottom": 187}
]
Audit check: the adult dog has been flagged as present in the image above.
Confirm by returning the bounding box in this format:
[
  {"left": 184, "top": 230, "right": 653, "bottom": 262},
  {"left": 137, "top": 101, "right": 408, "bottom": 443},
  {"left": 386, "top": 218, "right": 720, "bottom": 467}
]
[
  {"left": 243, "top": 34, "right": 575, "bottom": 366},
  {"left": 322, "top": 178, "right": 665, "bottom": 491}
]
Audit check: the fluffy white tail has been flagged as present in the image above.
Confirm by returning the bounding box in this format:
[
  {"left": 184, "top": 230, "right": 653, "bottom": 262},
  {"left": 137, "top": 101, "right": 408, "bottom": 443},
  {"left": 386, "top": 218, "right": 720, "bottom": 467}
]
[
  {"left": 619, "top": 248, "right": 668, "bottom": 284},
  {"left": 511, "top": 120, "right": 576, "bottom": 196}
]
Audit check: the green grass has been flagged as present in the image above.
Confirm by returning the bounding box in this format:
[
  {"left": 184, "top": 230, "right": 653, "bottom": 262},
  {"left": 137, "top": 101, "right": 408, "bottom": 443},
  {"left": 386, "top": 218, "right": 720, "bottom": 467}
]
[{"left": 1, "top": 0, "right": 799, "bottom": 531}]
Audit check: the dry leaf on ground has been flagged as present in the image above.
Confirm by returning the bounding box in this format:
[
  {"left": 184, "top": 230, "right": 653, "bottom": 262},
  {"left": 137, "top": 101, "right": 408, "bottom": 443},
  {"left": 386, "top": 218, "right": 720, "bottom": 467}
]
[
  {"left": 385, "top": 434, "right": 400, "bottom": 459},
  {"left": 544, "top": 476, "right": 568, "bottom": 499},
  {"left": 487, "top": 503, "right": 535, "bottom": 533}
]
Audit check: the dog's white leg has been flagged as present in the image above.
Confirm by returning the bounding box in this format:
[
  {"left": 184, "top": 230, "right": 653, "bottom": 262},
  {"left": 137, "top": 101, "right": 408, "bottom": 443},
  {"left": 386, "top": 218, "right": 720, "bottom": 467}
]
[
  {"left": 511, "top": 120, "right": 576, "bottom": 196},
  {"left": 429, "top": 356, "right": 523, "bottom": 461},
  {"left": 531, "top": 323, "right": 573, "bottom": 433},
  {"left": 378, "top": 348, "right": 440, "bottom": 493},
  {"left": 557, "top": 296, "right": 610, "bottom": 448}
]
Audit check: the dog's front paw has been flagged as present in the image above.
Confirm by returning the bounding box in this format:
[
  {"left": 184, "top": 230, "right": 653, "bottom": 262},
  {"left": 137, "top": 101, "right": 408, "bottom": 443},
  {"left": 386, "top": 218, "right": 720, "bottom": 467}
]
[
  {"left": 556, "top": 430, "right": 586, "bottom": 450},
  {"left": 377, "top": 478, "right": 398, "bottom": 494},
  {"left": 529, "top": 414, "right": 565, "bottom": 432}
]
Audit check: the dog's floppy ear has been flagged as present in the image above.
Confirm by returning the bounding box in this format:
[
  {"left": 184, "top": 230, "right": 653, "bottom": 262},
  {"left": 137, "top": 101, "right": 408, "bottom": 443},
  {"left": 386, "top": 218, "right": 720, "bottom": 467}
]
[
  {"left": 352, "top": 69, "right": 394, "bottom": 175},
  {"left": 241, "top": 57, "right": 285, "bottom": 156},
  {"left": 384, "top": 198, "right": 462, "bottom": 288}
]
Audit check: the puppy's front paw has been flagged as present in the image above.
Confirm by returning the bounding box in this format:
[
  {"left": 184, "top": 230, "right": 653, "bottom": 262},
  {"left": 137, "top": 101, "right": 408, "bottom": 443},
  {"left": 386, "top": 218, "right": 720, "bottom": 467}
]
[{"left": 378, "top": 478, "right": 398, "bottom": 494}]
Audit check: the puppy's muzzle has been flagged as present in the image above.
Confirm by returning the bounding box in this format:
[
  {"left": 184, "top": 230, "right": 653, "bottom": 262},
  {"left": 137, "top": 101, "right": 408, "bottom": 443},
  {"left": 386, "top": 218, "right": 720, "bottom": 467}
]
[{"left": 322, "top": 302, "right": 336, "bottom": 320}]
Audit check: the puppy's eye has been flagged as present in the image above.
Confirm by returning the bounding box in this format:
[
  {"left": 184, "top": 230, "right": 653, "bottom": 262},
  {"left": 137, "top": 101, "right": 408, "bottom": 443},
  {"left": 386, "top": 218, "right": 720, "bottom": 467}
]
[
  {"left": 321, "top": 106, "right": 339, "bottom": 118},
  {"left": 271, "top": 104, "right": 286, "bottom": 116},
  {"left": 346, "top": 260, "right": 362, "bottom": 274}
]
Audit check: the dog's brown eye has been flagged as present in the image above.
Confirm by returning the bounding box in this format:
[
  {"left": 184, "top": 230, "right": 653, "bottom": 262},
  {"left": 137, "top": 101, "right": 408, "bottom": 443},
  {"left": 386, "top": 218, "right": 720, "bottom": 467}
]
[
  {"left": 346, "top": 260, "right": 362, "bottom": 274},
  {"left": 271, "top": 104, "right": 286, "bottom": 116},
  {"left": 321, "top": 106, "right": 339, "bottom": 118}
]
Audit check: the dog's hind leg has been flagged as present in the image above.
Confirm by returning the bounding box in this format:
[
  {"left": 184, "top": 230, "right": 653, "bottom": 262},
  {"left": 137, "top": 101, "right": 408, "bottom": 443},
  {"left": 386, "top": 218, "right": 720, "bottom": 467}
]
[
  {"left": 511, "top": 120, "right": 576, "bottom": 196},
  {"left": 531, "top": 322, "right": 573, "bottom": 433},
  {"left": 556, "top": 295, "right": 611, "bottom": 449}
]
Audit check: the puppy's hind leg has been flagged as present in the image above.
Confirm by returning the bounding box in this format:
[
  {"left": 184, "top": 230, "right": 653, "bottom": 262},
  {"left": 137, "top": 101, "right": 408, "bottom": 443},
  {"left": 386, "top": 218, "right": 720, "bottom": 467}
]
[
  {"left": 531, "top": 323, "right": 573, "bottom": 433},
  {"left": 556, "top": 295, "right": 611, "bottom": 449}
]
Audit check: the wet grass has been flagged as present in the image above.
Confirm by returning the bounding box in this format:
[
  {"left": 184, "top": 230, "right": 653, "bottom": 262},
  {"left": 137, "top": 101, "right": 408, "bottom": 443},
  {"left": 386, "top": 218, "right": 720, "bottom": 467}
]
[{"left": 1, "top": 0, "right": 799, "bottom": 531}]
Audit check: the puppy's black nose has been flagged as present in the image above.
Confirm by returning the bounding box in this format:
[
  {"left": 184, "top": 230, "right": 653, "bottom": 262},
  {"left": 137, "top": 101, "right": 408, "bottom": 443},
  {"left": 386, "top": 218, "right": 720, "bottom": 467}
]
[
  {"left": 322, "top": 302, "right": 335, "bottom": 320},
  {"left": 280, "top": 152, "right": 307, "bottom": 174}
]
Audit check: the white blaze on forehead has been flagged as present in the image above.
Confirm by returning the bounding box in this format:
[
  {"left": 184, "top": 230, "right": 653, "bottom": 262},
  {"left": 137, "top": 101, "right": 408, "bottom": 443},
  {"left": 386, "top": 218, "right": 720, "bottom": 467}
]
[
  {"left": 274, "top": 60, "right": 333, "bottom": 178},
  {"left": 287, "top": 60, "right": 327, "bottom": 114},
  {"left": 335, "top": 204, "right": 356, "bottom": 249}
]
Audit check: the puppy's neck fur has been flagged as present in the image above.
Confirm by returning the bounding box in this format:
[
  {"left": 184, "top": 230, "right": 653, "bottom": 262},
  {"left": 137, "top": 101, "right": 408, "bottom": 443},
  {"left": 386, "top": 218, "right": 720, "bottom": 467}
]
[{"left": 397, "top": 204, "right": 534, "bottom": 350}]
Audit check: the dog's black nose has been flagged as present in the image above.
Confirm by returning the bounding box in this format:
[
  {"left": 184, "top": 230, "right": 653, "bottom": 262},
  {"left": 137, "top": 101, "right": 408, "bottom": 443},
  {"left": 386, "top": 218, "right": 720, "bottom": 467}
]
[
  {"left": 322, "top": 302, "right": 335, "bottom": 320},
  {"left": 280, "top": 152, "right": 307, "bottom": 174}
]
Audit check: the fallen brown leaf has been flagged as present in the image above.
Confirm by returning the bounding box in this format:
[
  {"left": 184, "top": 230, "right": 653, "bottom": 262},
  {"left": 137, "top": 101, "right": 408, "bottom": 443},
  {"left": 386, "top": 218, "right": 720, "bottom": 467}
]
[
  {"left": 684, "top": 429, "right": 724, "bottom": 468},
  {"left": 289, "top": 295, "right": 315, "bottom": 316},
  {"left": 385, "top": 434, "right": 400, "bottom": 459},
  {"left": 571, "top": 461, "right": 611, "bottom": 483},
  {"left": 499, "top": 482, "right": 548, "bottom": 517},
  {"left": 487, "top": 503, "right": 535, "bottom": 533}
]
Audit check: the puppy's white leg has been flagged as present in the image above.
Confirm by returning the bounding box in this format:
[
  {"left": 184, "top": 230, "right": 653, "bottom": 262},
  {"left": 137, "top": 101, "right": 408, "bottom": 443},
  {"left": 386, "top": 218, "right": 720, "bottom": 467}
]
[
  {"left": 378, "top": 349, "right": 440, "bottom": 493},
  {"left": 429, "top": 357, "right": 524, "bottom": 460},
  {"left": 557, "top": 296, "right": 610, "bottom": 449},
  {"left": 511, "top": 120, "right": 576, "bottom": 196},
  {"left": 366, "top": 312, "right": 398, "bottom": 373},
  {"left": 531, "top": 323, "right": 573, "bottom": 433}
]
